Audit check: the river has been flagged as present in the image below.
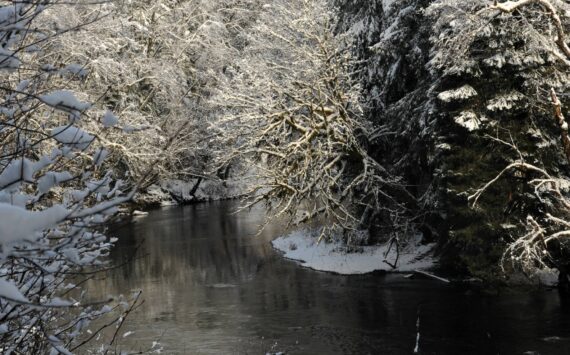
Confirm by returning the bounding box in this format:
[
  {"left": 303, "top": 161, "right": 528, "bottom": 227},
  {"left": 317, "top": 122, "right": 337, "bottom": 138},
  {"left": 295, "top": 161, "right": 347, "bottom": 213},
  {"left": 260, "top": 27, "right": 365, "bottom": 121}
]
[{"left": 86, "top": 201, "right": 570, "bottom": 354}]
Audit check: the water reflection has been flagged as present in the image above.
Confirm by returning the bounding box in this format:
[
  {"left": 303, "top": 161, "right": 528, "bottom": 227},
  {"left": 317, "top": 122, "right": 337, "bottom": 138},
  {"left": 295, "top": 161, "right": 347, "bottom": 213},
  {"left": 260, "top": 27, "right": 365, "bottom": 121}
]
[{"left": 87, "top": 201, "right": 570, "bottom": 354}]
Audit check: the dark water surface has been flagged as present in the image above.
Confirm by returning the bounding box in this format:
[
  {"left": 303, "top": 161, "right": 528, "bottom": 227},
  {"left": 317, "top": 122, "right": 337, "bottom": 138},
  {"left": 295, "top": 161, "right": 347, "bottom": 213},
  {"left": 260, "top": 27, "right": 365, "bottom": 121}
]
[{"left": 87, "top": 201, "right": 570, "bottom": 354}]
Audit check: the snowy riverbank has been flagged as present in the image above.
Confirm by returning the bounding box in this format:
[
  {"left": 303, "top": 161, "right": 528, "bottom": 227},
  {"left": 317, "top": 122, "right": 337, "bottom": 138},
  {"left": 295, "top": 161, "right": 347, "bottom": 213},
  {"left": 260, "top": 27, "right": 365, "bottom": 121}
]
[
  {"left": 134, "top": 178, "right": 248, "bottom": 207},
  {"left": 271, "top": 230, "right": 436, "bottom": 275}
]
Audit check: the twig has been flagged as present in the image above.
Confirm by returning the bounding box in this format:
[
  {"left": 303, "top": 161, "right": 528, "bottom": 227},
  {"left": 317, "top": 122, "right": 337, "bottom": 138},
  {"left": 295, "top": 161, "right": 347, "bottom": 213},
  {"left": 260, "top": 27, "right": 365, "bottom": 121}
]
[{"left": 550, "top": 88, "right": 570, "bottom": 163}]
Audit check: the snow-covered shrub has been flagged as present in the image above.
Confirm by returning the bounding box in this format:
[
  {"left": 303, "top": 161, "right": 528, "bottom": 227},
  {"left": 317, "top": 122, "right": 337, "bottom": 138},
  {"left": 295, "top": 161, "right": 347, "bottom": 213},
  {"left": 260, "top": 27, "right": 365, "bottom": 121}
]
[{"left": 0, "top": 2, "right": 138, "bottom": 352}]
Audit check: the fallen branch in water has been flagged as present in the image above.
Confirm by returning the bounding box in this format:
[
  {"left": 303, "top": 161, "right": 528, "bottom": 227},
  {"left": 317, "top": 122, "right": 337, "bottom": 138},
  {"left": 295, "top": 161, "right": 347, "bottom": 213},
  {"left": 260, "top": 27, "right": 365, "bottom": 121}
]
[{"left": 413, "top": 270, "right": 451, "bottom": 283}]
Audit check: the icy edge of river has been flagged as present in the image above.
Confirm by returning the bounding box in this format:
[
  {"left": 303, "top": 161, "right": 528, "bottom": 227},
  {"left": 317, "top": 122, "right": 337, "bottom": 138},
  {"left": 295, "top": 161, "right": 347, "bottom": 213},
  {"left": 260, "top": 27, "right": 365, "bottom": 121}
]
[{"left": 271, "top": 230, "right": 436, "bottom": 275}]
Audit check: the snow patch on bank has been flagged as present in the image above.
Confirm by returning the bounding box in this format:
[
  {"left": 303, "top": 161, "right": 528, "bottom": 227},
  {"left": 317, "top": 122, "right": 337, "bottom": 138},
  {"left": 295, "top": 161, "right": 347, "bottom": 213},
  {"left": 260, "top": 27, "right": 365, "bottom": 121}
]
[
  {"left": 272, "top": 229, "right": 436, "bottom": 274},
  {"left": 536, "top": 268, "right": 559, "bottom": 286}
]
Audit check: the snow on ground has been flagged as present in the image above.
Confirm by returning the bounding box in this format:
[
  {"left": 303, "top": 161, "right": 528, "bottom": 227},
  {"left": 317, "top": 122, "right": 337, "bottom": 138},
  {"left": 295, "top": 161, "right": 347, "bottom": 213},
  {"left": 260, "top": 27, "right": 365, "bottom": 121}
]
[
  {"left": 507, "top": 268, "right": 559, "bottom": 287},
  {"left": 535, "top": 268, "right": 559, "bottom": 286},
  {"left": 272, "top": 229, "right": 436, "bottom": 274}
]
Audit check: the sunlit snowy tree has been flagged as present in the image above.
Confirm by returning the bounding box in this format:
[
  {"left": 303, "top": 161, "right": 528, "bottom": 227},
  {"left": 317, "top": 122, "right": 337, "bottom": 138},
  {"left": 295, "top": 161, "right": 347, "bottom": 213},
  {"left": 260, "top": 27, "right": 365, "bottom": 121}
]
[
  {"left": 41, "top": 0, "right": 267, "bottom": 194},
  {"left": 212, "top": 0, "right": 413, "bottom": 244}
]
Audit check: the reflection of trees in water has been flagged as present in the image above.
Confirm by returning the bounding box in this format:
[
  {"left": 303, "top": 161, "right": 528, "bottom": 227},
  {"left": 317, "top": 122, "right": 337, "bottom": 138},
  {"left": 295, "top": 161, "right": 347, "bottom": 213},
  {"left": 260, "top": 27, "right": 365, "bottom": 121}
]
[
  {"left": 85, "top": 202, "right": 398, "bottom": 352},
  {"left": 122, "top": 202, "right": 275, "bottom": 285},
  {"left": 85, "top": 202, "right": 570, "bottom": 354},
  {"left": 84, "top": 202, "right": 282, "bottom": 324}
]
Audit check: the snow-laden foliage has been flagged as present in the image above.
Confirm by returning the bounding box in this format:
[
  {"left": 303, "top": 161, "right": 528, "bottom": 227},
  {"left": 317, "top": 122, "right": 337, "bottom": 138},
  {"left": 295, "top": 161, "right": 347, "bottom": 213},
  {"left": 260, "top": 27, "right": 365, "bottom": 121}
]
[
  {"left": 333, "top": 0, "right": 570, "bottom": 278},
  {"left": 428, "top": 0, "right": 570, "bottom": 279},
  {"left": 426, "top": 0, "right": 570, "bottom": 93},
  {"left": 0, "top": 2, "right": 140, "bottom": 352},
  {"left": 212, "top": 0, "right": 413, "bottom": 243},
  {"left": 39, "top": 0, "right": 266, "bottom": 191}
]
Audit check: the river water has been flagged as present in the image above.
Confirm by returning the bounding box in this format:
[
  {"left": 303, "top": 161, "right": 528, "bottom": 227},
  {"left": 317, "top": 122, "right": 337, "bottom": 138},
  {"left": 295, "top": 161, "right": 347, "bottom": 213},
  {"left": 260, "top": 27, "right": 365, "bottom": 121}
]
[{"left": 87, "top": 201, "right": 570, "bottom": 354}]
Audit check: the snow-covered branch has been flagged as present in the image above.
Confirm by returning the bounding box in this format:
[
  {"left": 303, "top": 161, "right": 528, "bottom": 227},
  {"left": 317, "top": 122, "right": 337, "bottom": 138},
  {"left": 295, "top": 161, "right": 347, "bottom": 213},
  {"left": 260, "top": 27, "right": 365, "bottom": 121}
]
[{"left": 0, "top": 2, "right": 141, "bottom": 352}]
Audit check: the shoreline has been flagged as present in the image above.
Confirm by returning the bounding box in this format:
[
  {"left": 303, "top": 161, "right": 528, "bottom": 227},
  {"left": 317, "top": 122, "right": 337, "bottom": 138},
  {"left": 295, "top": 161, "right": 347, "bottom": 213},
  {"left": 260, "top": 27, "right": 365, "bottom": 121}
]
[{"left": 271, "top": 229, "right": 437, "bottom": 275}]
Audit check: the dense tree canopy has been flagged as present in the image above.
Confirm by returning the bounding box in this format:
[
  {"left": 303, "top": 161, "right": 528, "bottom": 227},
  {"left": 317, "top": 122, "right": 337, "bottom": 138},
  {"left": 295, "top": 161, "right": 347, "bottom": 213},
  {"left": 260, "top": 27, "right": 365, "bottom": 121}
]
[{"left": 1, "top": 0, "right": 570, "bottom": 351}]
